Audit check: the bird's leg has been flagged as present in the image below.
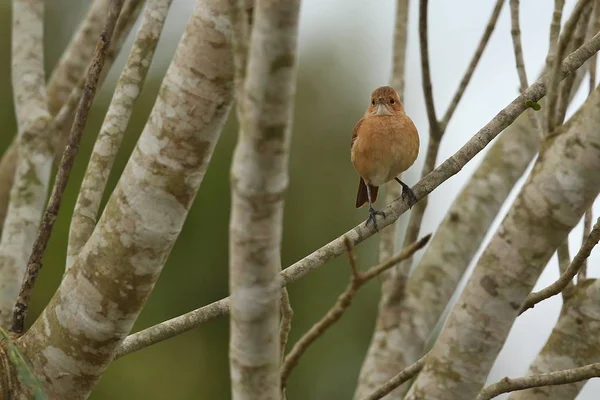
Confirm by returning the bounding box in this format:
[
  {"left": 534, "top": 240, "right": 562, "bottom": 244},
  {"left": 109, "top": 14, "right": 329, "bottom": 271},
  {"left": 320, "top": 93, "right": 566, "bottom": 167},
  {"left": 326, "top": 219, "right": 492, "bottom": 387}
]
[
  {"left": 395, "top": 177, "right": 417, "bottom": 208},
  {"left": 365, "top": 184, "right": 385, "bottom": 231}
]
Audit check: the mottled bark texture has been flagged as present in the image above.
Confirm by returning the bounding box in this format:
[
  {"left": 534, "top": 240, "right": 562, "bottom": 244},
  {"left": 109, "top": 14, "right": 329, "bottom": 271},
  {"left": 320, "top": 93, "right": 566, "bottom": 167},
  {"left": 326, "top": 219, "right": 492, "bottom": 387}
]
[
  {"left": 354, "top": 105, "right": 539, "bottom": 400},
  {"left": 509, "top": 280, "right": 600, "bottom": 400},
  {"left": 67, "top": 0, "right": 173, "bottom": 270},
  {"left": 0, "top": 0, "right": 55, "bottom": 327},
  {"left": 0, "top": 0, "right": 144, "bottom": 231},
  {"left": 406, "top": 82, "right": 600, "bottom": 400},
  {"left": 229, "top": 0, "right": 300, "bottom": 398},
  {"left": 16, "top": 0, "right": 233, "bottom": 397}
]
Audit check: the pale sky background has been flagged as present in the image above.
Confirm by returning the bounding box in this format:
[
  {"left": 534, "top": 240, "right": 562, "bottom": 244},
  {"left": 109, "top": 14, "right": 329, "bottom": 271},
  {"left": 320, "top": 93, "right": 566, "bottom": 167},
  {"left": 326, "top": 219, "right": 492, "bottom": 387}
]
[{"left": 103, "top": 1, "right": 600, "bottom": 398}]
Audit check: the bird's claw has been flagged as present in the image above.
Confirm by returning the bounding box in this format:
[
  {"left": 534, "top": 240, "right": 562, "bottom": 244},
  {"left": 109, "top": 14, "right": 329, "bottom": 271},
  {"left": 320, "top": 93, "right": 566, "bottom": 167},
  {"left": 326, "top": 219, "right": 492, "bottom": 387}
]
[
  {"left": 400, "top": 184, "right": 418, "bottom": 208},
  {"left": 366, "top": 205, "right": 386, "bottom": 232}
]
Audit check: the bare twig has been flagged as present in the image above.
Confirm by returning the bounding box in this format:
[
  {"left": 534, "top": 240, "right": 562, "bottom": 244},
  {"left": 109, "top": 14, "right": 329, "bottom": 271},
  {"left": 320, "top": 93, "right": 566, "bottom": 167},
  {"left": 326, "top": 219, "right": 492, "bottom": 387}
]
[
  {"left": 10, "top": 0, "right": 125, "bottom": 334},
  {"left": 280, "top": 288, "right": 293, "bottom": 363},
  {"left": 556, "top": 0, "right": 593, "bottom": 124},
  {"left": 362, "top": 353, "right": 429, "bottom": 400},
  {"left": 477, "top": 363, "right": 600, "bottom": 400},
  {"left": 280, "top": 235, "right": 431, "bottom": 390},
  {"left": 440, "top": 0, "right": 505, "bottom": 130},
  {"left": 556, "top": 240, "right": 575, "bottom": 299},
  {"left": 544, "top": 0, "right": 566, "bottom": 134},
  {"left": 510, "top": 0, "right": 529, "bottom": 92},
  {"left": 520, "top": 216, "right": 600, "bottom": 314},
  {"left": 418, "top": 0, "right": 440, "bottom": 138},
  {"left": 115, "top": 33, "right": 600, "bottom": 357},
  {"left": 579, "top": 208, "right": 593, "bottom": 280},
  {"left": 67, "top": 0, "right": 173, "bottom": 270}
]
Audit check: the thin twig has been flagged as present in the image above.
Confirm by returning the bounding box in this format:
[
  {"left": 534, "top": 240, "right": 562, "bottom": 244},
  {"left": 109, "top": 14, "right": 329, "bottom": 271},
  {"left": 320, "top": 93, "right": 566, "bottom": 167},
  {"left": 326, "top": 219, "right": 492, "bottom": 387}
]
[
  {"left": 279, "top": 235, "right": 431, "bottom": 390},
  {"left": 520, "top": 216, "right": 600, "bottom": 314},
  {"left": 115, "top": 32, "right": 600, "bottom": 358},
  {"left": 362, "top": 353, "right": 429, "bottom": 400},
  {"left": 544, "top": 0, "right": 566, "bottom": 134},
  {"left": 556, "top": 0, "right": 593, "bottom": 124},
  {"left": 440, "top": 0, "right": 505, "bottom": 130},
  {"left": 9, "top": 0, "right": 125, "bottom": 335},
  {"left": 556, "top": 241, "right": 575, "bottom": 300},
  {"left": 279, "top": 288, "right": 293, "bottom": 363},
  {"left": 418, "top": 0, "right": 440, "bottom": 138},
  {"left": 476, "top": 363, "right": 600, "bottom": 400},
  {"left": 579, "top": 208, "right": 593, "bottom": 280}
]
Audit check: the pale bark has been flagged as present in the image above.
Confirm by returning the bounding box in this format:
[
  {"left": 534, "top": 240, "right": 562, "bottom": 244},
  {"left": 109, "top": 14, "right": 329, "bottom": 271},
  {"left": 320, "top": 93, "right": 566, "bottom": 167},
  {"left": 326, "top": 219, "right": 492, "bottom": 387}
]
[
  {"left": 406, "top": 77, "right": 600, "bottom": 400},
  {"left": 229, "top": 0, "right": 300, "bottom": 398},
  {"left": 116, "top": 33, "right": 600, "bottom": 357},
  {"left": 16, "top": 0, "right": 234, "bottom": 397},
  {"left": 0, "top": 0, "right": 145, "bottom": 231},
  {"left": 67, "top": 0, "right": 173, "bottom": 271},
  {"left": 0, "top": 0, "right": 55, "bottom": 327},
  {"left": 509, "top": 280, "right": 600, "bottom": 400}
]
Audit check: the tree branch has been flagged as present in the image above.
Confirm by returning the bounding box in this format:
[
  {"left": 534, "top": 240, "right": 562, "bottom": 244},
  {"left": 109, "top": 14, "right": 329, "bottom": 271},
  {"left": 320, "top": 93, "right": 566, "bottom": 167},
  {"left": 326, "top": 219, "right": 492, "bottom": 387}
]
[
  {"left": 544, "top": 0, "right": 566, "bottom": 134},
  {"left": 0, "top": 0, "right": 55, "bottom": 326},
  {"left": 477, "top": 363, "right": 600, "bottom": 400},
  {"left": 67, "top": 0, "right": 173, "bottom": 271},
  {"left": 228, "top": 0, "right": 301, "bottom": 397},
  {"left": 9, "top": 0, "right": 126, "bottom": 335},
  {"left": 362, "top": 353, "right": 429, "bottom": 400},
  {"left": 520, "top": 216, "right": 600, "bottom": 314},
  {"left": 280, "top": 235, "right": 431, "bottom": 391}
]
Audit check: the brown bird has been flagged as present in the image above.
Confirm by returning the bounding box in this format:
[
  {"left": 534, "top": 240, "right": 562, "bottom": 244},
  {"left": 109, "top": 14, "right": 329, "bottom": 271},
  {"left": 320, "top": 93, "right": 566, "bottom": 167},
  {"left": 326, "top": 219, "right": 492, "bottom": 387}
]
[{"left": 351, "top": 86, "right": 420, "bottom": 230}]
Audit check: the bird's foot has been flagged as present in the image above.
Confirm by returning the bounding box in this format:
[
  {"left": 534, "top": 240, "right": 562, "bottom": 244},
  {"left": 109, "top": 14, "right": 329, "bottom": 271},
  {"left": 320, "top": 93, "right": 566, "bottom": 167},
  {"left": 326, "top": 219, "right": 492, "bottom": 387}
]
[
  {"left": 366, "top": 205, "right": 386, "bottom": 231},
  {"left": 397, "top": 179, "right": 417, "bottom": 208}
]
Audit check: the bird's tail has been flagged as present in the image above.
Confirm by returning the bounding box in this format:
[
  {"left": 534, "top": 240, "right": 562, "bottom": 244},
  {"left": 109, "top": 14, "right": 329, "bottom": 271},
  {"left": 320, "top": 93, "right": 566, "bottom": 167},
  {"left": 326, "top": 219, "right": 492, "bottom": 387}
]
[{"left": 356, "top": 177, "right": 378, "bottom": 208}]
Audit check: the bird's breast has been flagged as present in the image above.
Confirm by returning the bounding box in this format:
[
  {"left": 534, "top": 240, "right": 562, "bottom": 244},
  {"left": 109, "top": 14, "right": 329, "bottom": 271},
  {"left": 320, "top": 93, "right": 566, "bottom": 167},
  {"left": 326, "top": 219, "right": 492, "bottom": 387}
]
[{"left": 351, "top": 115, "right": 419, "bottom": 186}]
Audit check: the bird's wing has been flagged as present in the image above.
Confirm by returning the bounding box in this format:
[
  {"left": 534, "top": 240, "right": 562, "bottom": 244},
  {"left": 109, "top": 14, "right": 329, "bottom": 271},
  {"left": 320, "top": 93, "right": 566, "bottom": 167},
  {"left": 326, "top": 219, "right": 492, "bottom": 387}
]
[{"left": 351, "top": 118, "right": 364, "bottom": 149}]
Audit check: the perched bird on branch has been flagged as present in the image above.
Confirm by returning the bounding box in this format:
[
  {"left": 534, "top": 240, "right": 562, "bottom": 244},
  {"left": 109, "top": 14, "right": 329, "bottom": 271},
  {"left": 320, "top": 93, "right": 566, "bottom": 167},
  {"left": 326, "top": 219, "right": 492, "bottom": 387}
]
[{"left": 351, "top": 86, "right": 420, "bottom": 231}]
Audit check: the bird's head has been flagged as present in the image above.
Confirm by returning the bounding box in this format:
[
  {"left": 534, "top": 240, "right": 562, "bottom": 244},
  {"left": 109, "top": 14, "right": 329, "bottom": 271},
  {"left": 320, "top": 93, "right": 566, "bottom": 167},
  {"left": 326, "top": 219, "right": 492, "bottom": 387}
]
[{"left": 366, "top": 86, "right": 404, "bottom": 116}]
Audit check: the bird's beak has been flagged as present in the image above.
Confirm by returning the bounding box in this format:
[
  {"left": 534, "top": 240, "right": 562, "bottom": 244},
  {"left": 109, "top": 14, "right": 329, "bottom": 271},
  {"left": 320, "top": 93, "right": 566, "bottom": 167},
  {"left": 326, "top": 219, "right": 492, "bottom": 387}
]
[{"left": 375, "top": 103, "right": 393, "bottom": 116}]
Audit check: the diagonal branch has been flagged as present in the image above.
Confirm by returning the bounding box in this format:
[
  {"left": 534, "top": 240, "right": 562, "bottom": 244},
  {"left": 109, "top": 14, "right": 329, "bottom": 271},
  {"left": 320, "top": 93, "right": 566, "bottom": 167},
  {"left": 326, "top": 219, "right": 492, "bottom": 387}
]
[
  {"left": 362, "top": 353, "right": 429, "bottom": 400},
  {"left": 477, "top": 363, "right": 600, "bottom": 400},
  {"left": 280, "top": 235, "right": 431, "bottom": 391},
  {"left": 543, "top": 0, "right": 566, "bottom": 134},
  {"left": 520, "top": 216, "right": 600, "bottom": 314},
  {"left": 67, "top": 0, "right": 173, "bottom": 271},
  {"left": 115, "top": 31, "right": 600, "bottom": 358}
]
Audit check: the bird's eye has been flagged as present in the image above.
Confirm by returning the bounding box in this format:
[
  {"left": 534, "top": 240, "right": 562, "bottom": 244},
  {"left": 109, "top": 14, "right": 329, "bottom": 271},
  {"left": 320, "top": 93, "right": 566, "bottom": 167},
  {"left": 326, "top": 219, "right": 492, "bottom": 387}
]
[
  {"left": 371, "top": 100, "right": 375, "bottom": 106},
  {"left": 390, "top": 98, "right": 395, "bottom": 104}
]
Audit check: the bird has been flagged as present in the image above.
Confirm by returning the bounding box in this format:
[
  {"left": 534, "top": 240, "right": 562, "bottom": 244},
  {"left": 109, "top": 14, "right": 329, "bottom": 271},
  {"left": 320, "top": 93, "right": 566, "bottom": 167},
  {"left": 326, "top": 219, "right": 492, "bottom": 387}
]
[{"left": 350, "top": 86, "right": 420, "bottom": 231}]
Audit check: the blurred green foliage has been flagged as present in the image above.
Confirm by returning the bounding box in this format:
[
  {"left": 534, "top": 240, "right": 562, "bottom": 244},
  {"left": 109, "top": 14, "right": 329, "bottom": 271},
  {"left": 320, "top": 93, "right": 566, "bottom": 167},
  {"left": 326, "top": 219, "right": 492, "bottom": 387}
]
[{"left": 0, "top": 2, "right": 411, "bottom": 398}]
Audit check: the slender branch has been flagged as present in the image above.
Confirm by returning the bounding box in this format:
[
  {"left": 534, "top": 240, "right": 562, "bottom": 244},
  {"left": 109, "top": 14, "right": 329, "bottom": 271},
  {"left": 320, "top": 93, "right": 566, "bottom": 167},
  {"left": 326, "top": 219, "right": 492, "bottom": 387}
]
[
  {"left": 280, "top": 235, "right": 431, "bottom": 390},
  {"left": 362, "top": 353, "right": 429, "bottom": 400},
  {"left": 477, "top": 363, "right": 600, "bottom": 400},
  {"left": 544, "top": 0, "right": 566, "bottom": 134},
  {"left": 579, "top": 208, "right": 593, "bottom": 280},
  {"left": 510, "top": 0, "right": 529, "bottom": 92},
  {"left": 0, "top": 0, "right": 55, "bottom": 326},
  {"left": 440, "top": 0, "right": 505, "bottom": 130},
  {"left": 418, "top": 0, "right": 440, "bottom": 138},
  {"left": 115, "top": 32, "right": 600, "bottom": 357},
  {"left": 556, "top": 0, "right": 593, "bottom": 124},
  {"left": 280, "top": 288, "right": 293, "bottom": 363},
  {"left": 10, "top": 0, "right": 125, "bottom": 335},
  {"left": 67, "top": 0, "right": 173, "bottom": 271},
  {"left": 556, "top": 240, "right": 575, "bottom": 299},
  {"left": 520, "top": 216, "right": 600, "bottom": 314}
]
